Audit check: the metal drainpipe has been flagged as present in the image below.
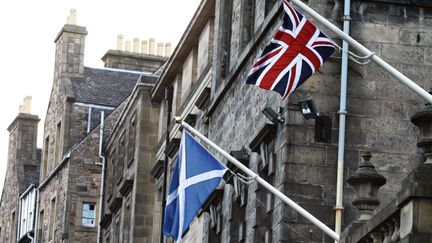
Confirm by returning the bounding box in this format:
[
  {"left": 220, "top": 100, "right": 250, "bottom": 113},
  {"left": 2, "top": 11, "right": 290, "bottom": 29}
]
[
  {"left": 97, "top": 111, "right": 106, "bottom": 243},
  {"left": 335, "top": 0, "right": 351, "bottom": 240},
  {"left": 33, "top": 188, "right": 40, "bottom": 243}
]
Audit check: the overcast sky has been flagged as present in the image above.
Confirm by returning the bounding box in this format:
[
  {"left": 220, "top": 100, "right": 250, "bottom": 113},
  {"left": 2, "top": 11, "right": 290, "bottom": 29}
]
[{"left": 0, "top": 0, "right": 201, "bottom": 192}]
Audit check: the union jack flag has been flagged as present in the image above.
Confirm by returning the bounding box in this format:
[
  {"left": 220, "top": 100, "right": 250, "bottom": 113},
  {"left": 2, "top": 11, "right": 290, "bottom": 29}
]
[{"left": 246, "top": 0, "right": 336, "bottom": 99}]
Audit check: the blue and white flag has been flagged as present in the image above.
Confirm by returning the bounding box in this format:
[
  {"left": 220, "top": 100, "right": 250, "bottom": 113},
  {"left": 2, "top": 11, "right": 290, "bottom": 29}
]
[{"left": 163, "top": 131, "right": 227, "bottom": 242}]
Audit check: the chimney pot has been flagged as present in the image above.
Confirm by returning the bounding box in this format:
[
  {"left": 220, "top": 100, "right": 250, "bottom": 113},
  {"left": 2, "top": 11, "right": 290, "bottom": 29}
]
[
  {"left": 149, "top": 38, "right": 156, "bottom": 55},
  {"left": 67, "top": 9, "right": 77, "bottom": 25},
  {"left": 133, "top": 38, "right": 140, "bottom": 53},
  {"left": 157, "top": 42, "right": 164, "bottom": 56},
  {"left": 125, "top": 40, "right": 131, "bottom": 52},
  {"left": 141, "top": 40, "right": 149, "bottom": 55},
  {"left": 19, "top": 96, "right": 32, "bottom": 114},
  {"left": 165, "top": 42, "right": 172, "bottom": 57},
  {"left": 116, "top": 34, "right": 124, "bottom": 51}
]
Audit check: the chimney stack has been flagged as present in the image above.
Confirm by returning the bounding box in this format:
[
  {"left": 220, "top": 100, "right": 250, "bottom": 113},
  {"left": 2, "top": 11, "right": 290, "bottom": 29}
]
[
  {"left": 67, "top": 9, "right": 77, "bottom": 25},
  {"left": 116, "top": 34, "right": 124, "bottom": 51},
  {"left": 149, "top": 38, "right": 156, "bottom": 55}
]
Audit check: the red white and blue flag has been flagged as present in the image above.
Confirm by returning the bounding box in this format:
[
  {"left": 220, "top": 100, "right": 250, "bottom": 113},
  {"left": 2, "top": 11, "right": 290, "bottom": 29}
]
[{"left": 246, "top": 0, "right": 336, "bottom": 99}]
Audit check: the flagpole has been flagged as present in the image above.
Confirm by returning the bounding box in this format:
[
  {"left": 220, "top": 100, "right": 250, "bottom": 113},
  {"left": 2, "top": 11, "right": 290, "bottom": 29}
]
[
  {"left": 177, "top": 119, "right": 340, "bottom": 242},
  {"left": 288, "top": 0, "right": 432, "bottom": 104},
  {"left": 160, "top": 87, "right": 173, "bottom": 243}
]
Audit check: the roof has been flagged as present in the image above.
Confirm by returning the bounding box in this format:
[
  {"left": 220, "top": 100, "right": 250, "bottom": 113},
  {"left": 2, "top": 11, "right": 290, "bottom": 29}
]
[
  {"left": 71, "top": 67, "right": 157, "bottom": 107},
  {"left": 23, "top": 149, "right": 41, "bottom": 189}
]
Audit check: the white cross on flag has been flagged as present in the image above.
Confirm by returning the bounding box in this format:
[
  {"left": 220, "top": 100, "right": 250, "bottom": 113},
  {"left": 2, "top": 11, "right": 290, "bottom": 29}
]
[{"left": 163, "top": 131, "right": 227, "bottom": 242}]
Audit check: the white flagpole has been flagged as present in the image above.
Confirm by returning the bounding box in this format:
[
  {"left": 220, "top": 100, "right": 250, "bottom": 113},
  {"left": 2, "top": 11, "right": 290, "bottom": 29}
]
[
  {"left": 289, "top": 0, "right": 432, "bottom": 104},
  {"left": 178, "top": 119, "right": 340, "bottom": 242}
]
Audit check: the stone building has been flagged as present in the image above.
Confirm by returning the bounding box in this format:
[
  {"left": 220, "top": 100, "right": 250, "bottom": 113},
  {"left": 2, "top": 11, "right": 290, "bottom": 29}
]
[
  {"left": 34, "top": 12, "right": 168, "bottom": 243},
  {"left": 145, "top": 0, "right": 432, "bottom": 242},
  {"left": 2, "top": 0, "right": 432, "bottom": 242}
]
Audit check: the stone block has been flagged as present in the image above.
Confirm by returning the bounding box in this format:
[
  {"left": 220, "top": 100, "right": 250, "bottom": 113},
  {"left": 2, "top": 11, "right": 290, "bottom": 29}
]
[
  {"left": 399, "top": 29, "right": 432, "bottom": 47},
  {"left": 284, "top": 182, "right": 323, "bottom": 203},
  {"left": 284, "top": 163, "right": 308, "bottom": 183},
  {"left": 291, "top": 145, "right": 326, "bottom": 165},
  {"left": 382, "top": 44, "right": 424, "bottom": 64},
  {"left": 425, "top": 48, "right": 432, "bottom": 65},
  {"left": 297, "top": 203, "right": 335, "bottom": 225},
  {"left": 351, "top": 23, "right": 399, "bottom": 44},
  {"left": 307, "top": 166, "right": 337, "bottom": 186}
]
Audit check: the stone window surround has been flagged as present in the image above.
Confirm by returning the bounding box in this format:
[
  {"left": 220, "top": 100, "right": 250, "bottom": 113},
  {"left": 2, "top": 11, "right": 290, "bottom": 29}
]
[
  {"left": 48, "top": 196, "right": 56, "bottom": 243},
  {"left": 126, "top": 113, "right": 137, "bottom": 168},
  {"left": 9, "top": 210, "right": 16, "bottom": 243},
  {"left": 76, "top": 198, "right": 98, "bottom": 229},
  {"left": 42, "top": 136, "right": 50, "bottom": 179}
]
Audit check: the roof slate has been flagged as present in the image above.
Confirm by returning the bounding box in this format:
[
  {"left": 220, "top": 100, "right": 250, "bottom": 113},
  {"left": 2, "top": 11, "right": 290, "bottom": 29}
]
[
  {"left": 71, "top": 67, "right": 156, "bottom": 107},
  {"left": 23, "top": 149, "right": 41, "bottom": 189}
]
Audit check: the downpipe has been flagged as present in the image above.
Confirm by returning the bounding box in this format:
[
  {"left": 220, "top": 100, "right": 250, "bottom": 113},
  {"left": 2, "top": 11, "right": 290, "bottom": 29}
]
[{"left": 335, "top": 0, "right": 351, "bottom": 240}]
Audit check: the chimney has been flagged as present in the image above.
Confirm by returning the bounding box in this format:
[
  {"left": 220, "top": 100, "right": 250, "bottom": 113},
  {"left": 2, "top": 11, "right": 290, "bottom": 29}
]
[
  {"left": 125, "top": 40, "right": 131, "bottom": 52},
  {"left": 133, "top": 38, "right": 140, "bottom": 53},
  {"left": 54, "top": 9, "right": 87, "bottom": 79},
  {"left": 157, "top": 42, "right": 164, "bottom": 56},
  {"left": 149, "top": 38, "right": 156, "bottom": 55},
  {"left": 19, "top": 96, "right": 32, "bottom": 114},
  {"left": 116, "top": 34, "right": 124, "bottom": 51},
  {"left": 7, "top": 102, "right": 40, "bottom": 193},
  {"left": 165, "top": 42, "right": 172, "bottom": 57},
  {"left": 141, "top": 40, "right": 149, "bottom": 55}
]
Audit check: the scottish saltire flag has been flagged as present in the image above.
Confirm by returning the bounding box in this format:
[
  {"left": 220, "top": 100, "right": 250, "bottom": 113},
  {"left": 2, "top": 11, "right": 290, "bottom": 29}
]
[
  {"left": 246, "top": 0, "right": 336, "bottom": 99},
  {"left": 163, "top": 131, "right": 227, "bottom": 242}
]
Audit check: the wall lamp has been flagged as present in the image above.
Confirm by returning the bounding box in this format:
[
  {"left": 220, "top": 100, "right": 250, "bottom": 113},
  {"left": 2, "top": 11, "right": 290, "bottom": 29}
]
[
  {"left": 298, "top": 99, "right": 332, "bottom": 143},
  {"left": 262, "top": 107, "right": 285, "bottom": 124}
]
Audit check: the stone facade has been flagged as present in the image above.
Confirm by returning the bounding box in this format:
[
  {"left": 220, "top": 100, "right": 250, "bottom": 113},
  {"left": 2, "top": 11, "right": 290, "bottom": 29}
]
[
  {"left": 2, "top": 0, "right": 432, "bottom": 242},
  {"left": 149, "top": 0, "right": 432, "bottom": 242},
  {"left": 100, "top": 78, "right": 160, "bottom": 243}
]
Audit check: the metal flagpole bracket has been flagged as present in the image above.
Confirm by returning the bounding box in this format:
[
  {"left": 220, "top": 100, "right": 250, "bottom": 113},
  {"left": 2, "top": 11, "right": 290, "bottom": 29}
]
[{"left": 174, "top": 116, "right": 182, "bottom": 124}]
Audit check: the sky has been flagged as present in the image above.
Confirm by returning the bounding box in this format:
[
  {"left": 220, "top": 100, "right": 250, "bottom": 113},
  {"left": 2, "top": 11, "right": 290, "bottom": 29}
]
[{"left": 0, "top": 0, "right": 201, "bottom": 193}]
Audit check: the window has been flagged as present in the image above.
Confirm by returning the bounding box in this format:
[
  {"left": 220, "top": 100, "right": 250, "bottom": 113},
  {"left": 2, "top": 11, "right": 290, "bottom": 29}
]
[
  {"left": 123, "top": 196, "right": 131, "bottom": 242},
  {"left": 116, "top": 134, "right": 125, "bottom": 184},
  {"left": 127, "top": 115, "right": 136, "bottom": 167},
  {"left": 54, "top": 121, "right": 62, "bottom": 164},
  {"left": 114, "top": 216, "right": 120, "bottom": 243},
  {"left": 42, "top": 136, "right": 49, "bottom": 178},
  {"left": 241, "top": 0, "right": 255, "bottom": 49},
  {"left": 82, "top": 202, "right": 96, "bottom": 227},
  {"left": 48, "top": 198, "right": 56, "bottom": 242},
  {"left": 10, "top": 211, "right": 16, "bottom": 243},
  {"left": 256, "top": 140, "right": 275, "bottom": 242},
  {"left": 38, "top": 210, "right": 44, "bottom": 243}
]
